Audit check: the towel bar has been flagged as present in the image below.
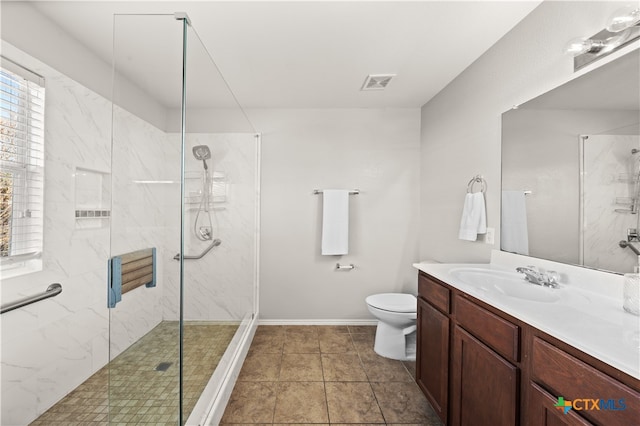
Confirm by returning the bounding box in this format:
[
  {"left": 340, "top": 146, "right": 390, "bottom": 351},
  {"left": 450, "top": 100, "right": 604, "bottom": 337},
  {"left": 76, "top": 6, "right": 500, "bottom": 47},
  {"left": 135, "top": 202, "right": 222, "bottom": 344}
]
[{"left": 314, "top": 189, "right": 360, "bottom": 195}]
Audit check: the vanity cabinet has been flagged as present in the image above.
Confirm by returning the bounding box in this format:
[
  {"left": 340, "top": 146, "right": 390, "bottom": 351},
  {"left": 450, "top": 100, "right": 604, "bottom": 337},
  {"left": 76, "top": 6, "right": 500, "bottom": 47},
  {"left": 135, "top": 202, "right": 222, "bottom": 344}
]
[
  {"left": 416, "top": 271, "right": 640, "bottom": 426},
  {"left": 451, "top": 325, "right": 518, "bottom": 426},
  {"left": 416, "top": 274, "right": 450, "bottom": 423},
  {"left": 450, "top": 294, "right": 519, "bottom": 426}
]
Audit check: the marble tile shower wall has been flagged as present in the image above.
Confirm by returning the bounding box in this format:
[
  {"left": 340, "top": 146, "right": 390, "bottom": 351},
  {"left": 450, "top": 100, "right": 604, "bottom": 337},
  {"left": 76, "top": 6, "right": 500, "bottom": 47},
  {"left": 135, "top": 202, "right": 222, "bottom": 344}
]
[
  {"left": 162, "top": 133, "right": 257, "bottom": 322},
  {"left": 1, "top": 42, "right": 257, "bottom": 425},
  {"left": 1, "top": 43, "right": 170, "bottom": 425},
  {"left": 1, "top": 43, "right": 112, "bottom": 425},
  {"left": 108, "top": 106, "right": 174, "bottom": 356},
  {"left": 583, "top": 134, "right": 640, "bottom": 273}
]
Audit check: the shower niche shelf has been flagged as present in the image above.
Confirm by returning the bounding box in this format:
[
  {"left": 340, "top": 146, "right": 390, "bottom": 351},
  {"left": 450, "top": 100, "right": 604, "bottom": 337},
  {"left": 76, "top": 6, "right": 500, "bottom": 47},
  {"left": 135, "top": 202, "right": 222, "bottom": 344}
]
[
  {"left": 184, "top": 170, "right": 228, "bottom": 210},
  {"left": 614, "top": 197, "right": 638, "bottom": 214},
  {"left": 616, "top": 173, "right": 640, "bottom": 183},
  {"left": 74, "top": 167, "right": 111, "bottom": 229}
]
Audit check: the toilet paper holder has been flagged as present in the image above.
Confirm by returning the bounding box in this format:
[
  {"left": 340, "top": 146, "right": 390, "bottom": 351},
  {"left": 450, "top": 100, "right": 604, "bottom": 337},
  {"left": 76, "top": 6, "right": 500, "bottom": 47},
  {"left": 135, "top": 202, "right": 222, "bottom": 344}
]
[{"left": 336, "top": 263, "right": 355, "bottom": 270}]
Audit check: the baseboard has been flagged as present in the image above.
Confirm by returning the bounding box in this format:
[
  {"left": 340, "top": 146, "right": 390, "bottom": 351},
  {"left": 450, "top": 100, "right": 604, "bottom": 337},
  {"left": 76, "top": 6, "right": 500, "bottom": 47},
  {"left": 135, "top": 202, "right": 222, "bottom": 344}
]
[{"left": 258, "top": 319, "right": 378, "bottom": 326}]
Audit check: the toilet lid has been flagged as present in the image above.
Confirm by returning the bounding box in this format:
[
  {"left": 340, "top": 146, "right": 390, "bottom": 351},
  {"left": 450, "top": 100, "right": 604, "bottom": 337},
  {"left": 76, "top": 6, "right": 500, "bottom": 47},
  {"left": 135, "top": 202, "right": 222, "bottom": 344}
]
[{"left": 366, "top": 293, "right": 416, "bottom": 313}]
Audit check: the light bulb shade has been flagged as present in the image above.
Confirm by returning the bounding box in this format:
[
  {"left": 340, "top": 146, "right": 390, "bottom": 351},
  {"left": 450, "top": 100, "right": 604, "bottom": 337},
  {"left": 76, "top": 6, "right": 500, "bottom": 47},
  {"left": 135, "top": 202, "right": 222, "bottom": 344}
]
[
  {"left": 602, "top": 29, "right": 633, "bottom": 53},
  {"left": 564, "top": 37, "right": 605, "bottom": 56},
  {"left": 607, "top": 6, "right": 640, "bottom": 33}
]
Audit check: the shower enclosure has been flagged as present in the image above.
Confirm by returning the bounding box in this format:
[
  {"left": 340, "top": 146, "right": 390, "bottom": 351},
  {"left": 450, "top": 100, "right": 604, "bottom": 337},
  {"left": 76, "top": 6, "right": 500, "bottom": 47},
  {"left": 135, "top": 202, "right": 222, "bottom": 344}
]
[
  {"left": 1, "top": 12, "right": 258, "bottom": 426},
  {"left": 109, "top": 13, "right": 259, "bottom": 425}
]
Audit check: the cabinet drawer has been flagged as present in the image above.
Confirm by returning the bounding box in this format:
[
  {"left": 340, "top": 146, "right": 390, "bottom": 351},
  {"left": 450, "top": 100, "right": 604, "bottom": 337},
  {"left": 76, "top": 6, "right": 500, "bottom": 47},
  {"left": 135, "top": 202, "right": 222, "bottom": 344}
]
[
  {"left": 531, "top": 337, "right": 640, "bottom": 426},
  {"left": 527, "top": 382, "right": 592, "bottom": 426},
  {"left": 418, "top": 273, "right": 450, "bottom": 313},
  {"left": 454, "top": 295, "right": 519, "bottom": 363}
]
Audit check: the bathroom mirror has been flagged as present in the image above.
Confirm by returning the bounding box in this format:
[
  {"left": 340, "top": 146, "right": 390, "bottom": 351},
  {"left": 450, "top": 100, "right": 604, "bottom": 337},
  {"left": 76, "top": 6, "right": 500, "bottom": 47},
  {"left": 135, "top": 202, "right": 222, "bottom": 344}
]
[{"left": 501, "top": 49, "right": 640, "bottom": 274}]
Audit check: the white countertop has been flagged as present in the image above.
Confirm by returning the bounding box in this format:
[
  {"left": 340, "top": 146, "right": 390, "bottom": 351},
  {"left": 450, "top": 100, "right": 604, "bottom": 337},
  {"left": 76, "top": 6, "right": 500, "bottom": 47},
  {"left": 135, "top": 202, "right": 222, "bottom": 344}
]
[{"left": 413, "top": 260, "right": 640, "bottom": 380}]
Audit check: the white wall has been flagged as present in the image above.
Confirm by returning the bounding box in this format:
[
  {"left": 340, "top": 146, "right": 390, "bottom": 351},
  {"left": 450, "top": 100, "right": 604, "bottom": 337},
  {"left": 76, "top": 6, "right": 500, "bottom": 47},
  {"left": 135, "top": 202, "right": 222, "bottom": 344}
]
[
  {"left": 419, "top": 0, "right": 632, "bottom": 263},
  {"left": 254, "top": 108, "right": 421, "bottom": 320}
]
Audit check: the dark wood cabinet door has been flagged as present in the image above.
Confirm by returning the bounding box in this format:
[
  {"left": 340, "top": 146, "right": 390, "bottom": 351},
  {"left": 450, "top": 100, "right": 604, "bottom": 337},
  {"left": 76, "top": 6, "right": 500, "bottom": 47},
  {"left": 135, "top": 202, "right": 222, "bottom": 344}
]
[
  {"left": 451, "top": 325, "right": 518, "bottom": 426},
  {"left": 416, "top": 297, "right": 450, "bottom": 424},
  {"left": 526, "top": 382, "right": 593, "bottom": 426}
]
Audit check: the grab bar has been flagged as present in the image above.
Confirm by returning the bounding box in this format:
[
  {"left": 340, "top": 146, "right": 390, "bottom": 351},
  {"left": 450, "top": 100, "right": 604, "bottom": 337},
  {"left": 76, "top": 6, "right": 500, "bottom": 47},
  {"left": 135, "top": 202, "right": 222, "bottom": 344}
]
[
  {"left": 619, "top": 240, "right": 640, "bottom": 256},
  {"left": 1, "top": 283, "right": 63, "bottom": 314},
  {"left": 173, "top": 238, "right": 222, "bottom": 261}
]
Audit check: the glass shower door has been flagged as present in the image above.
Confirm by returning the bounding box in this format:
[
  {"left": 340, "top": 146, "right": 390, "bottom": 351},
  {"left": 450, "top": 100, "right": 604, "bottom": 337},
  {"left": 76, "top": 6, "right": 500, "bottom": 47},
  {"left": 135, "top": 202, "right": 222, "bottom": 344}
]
[
  {"left": 109, "top": 13, "right": 258, "bottom": 425},
  {"left": 110, "top": 13, "right": 184, "bottom": 425},
  {"left": 180, "top": 20, "right": 259, "bottom": 426}
]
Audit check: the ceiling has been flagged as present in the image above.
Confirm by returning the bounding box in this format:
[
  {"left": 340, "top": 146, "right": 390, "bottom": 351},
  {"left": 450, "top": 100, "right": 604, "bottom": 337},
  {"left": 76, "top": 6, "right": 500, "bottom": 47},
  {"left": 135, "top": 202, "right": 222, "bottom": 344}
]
[{"left": 31, "top": 1, "right": 542, "bottom": 109}]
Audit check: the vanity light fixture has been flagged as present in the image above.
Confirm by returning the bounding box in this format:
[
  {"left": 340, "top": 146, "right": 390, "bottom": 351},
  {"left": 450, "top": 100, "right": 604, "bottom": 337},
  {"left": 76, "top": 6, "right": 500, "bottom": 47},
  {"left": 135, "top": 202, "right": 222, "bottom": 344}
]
[
  {"left": 607, "top": 5, "right": 640, "bottom": 33},
  {"left": 567, "top": 27, "right": 639, "bottom": 70},
  {"left": 566, "top": 5, "right": 640, "bottom": 71},
  {"left": 564, "top": 37, "right": 608, "bottom": 56}
]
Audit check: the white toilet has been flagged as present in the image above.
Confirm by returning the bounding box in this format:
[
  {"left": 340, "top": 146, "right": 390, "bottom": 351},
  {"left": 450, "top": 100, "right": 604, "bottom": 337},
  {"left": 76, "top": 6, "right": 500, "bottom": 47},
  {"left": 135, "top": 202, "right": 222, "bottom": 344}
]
[{"left": 365, "top": 293, "right": 417, "bottom": 361}]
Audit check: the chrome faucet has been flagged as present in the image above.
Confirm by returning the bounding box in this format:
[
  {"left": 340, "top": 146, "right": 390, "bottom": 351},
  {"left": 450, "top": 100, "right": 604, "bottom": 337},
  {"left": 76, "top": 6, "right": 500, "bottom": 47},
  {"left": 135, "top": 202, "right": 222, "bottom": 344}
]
[{"left": 515, "top": 266, "right": 560, "bottom": 288}]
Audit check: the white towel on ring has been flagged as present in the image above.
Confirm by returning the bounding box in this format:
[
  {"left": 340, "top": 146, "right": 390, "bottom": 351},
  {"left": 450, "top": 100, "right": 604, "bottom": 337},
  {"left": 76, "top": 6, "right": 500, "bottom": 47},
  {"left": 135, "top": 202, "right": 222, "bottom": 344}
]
[{"left": 458, "top": 192, "right": 487, "bottom": 241}]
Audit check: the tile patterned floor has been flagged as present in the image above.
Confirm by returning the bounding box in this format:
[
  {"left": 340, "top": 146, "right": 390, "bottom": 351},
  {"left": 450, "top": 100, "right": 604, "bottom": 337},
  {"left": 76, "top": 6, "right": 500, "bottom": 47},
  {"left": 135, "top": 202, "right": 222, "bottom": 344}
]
[
  {"left": 30, "top": 321, "right": 238, "bottom": 426},
  {"left": 221, "top": 325, "right": 443, "bottom": 425}
]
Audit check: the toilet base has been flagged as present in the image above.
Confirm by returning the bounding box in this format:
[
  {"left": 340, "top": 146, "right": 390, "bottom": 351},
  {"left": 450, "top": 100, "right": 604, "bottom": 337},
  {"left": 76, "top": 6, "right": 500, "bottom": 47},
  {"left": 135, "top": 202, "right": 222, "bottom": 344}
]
[{"left": 373, "top": 320, "right": 417, "bottom": 361}]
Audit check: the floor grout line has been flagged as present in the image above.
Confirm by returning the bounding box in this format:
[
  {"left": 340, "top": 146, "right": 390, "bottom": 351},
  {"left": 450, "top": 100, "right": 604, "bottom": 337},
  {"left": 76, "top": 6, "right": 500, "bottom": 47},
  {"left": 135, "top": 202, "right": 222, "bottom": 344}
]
[{"left": 221, "top": 325, "right": 439, "bottom": 425}]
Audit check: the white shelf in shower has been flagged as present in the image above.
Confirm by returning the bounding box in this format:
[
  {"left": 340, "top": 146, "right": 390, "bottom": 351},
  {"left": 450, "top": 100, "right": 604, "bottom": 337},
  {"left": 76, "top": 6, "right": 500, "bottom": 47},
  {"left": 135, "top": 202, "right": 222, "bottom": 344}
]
[{"left": 184, "top": 170, "right": 228, "bottom": 206}]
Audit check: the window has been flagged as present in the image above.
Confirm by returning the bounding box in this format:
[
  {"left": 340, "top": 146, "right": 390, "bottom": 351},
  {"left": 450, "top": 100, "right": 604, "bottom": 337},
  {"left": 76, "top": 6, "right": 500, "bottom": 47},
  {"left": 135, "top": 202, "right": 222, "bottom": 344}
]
[{"left": 0, "top": 58, "right": 45, "bottom": 276}]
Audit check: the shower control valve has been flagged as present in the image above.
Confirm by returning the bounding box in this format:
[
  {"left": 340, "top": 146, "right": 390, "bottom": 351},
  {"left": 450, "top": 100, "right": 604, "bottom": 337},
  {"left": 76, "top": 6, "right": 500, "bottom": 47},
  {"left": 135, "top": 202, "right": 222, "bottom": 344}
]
[{"left": 199, "top": 227, "right": 212, "bottom": 240}]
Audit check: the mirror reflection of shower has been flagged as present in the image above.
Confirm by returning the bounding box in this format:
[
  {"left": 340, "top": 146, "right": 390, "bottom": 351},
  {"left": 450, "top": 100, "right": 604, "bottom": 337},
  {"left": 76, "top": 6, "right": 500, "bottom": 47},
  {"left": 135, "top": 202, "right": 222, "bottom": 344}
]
[{"left": 192, "top": 145, "right": 216, "bottom": 241}]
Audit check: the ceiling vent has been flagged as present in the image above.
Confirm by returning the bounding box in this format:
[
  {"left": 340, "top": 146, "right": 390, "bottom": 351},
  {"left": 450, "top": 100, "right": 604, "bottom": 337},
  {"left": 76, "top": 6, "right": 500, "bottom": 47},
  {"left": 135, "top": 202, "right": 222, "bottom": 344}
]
[{"left": 361, "top": 74, "right": 396, "bottom": 91}]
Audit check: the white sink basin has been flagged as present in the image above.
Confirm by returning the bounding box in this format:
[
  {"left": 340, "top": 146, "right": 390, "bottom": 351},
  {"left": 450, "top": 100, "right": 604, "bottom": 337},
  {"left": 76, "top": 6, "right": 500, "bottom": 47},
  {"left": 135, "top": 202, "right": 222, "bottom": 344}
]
[{"left": 449, "top": 267, "right": 561, "bottom": 303}]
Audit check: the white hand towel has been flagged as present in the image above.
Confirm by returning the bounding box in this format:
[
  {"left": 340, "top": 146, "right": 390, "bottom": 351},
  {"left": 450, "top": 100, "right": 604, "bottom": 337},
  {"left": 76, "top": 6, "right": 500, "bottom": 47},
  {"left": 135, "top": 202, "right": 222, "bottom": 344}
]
[
  {"left": 321, "top": 189, "right": 349, "bottom": 255},
  {"left": 458, "top": 192, "right": 487, "bottom": 241},
  {"left": 501, "top": 190, "right": 529, "bottom": 255}
]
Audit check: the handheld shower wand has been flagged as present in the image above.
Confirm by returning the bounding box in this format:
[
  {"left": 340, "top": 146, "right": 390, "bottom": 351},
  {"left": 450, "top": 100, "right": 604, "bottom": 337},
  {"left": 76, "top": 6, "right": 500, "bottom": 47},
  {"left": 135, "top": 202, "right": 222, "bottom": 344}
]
[
  {"left": 191, "top": 145, "right": 215, "bottom": 240},
  {"left": 193, "top": 145, "right": 210, "bottom": 170}
]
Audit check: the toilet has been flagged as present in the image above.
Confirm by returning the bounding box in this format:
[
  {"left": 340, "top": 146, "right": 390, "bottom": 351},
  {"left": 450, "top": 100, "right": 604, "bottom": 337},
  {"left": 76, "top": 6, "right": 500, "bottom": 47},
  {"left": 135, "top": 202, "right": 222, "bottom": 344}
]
[{"left": 365, "top": 293, "right": 417, "bottom": 361}]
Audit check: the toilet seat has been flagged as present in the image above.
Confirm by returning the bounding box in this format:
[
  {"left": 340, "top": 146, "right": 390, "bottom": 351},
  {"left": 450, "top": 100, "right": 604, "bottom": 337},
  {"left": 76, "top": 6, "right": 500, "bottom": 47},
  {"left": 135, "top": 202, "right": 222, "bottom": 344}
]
[{"left": 366, "top": 293, "right": 416, "bottom": 313}]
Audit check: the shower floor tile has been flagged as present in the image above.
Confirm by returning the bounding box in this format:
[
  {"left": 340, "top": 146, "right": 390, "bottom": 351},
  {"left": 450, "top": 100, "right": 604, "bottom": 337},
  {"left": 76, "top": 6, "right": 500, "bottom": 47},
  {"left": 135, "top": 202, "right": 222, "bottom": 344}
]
[{"left": 30, "top": 321, "right": 238, "bottom": 426}]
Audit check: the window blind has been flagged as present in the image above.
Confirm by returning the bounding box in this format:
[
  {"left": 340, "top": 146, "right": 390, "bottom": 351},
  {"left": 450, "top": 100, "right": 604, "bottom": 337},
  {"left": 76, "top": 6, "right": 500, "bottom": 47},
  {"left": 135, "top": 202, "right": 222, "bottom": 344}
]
[{"left": 0, "top": 58, "right": 45, "bottom": 263}]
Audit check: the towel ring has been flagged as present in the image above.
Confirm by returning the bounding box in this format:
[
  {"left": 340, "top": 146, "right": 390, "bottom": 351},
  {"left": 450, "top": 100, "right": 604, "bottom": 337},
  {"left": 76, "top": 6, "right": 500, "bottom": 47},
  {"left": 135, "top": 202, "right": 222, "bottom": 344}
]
[{"left": 467, "top": 175, "right": 486, "bottom": 194}]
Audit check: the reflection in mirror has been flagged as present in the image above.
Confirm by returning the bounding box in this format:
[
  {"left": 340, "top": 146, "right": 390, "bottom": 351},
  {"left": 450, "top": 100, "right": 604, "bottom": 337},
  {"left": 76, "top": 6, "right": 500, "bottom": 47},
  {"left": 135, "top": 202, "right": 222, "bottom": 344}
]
[{"left": 502, "top": 49, "right": 640, "bottom": 274}]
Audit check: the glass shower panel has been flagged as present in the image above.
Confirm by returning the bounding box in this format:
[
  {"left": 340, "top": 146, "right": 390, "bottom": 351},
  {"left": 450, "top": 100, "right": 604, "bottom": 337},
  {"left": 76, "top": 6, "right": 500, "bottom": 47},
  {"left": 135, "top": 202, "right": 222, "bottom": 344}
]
[
  {"left": 110, "top": 14, "right": 184, "bottom": 425},
  {"left": 110, "top": 13, "right": 258, "bottom": 425},
  {"left": 180, "top": 24, "right": 258, "bottom": 425}
]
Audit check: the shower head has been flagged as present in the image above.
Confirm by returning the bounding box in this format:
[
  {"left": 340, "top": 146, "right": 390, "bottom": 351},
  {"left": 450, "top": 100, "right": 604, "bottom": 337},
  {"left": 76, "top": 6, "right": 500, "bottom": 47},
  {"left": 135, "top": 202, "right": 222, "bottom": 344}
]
[{"left": 192, "top": 145, "right": 211, "bottom": 170}]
